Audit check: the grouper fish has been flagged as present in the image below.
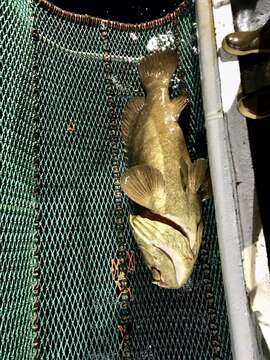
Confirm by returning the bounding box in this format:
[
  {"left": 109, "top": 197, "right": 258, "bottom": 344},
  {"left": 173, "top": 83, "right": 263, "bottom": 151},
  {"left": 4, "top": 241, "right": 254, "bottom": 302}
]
[{"left": 120, "top": 49, "right": 209, "bottom": 289}]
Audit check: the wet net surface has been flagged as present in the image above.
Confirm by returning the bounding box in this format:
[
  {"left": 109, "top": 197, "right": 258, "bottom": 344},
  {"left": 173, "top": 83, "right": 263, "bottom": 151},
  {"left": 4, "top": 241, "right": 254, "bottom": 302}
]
[
  {"left": 1, "top": 1, "right": 233, "bottom": 359},
  {"left": 0, "top": 1, "right": 34, "bottom": 359}
]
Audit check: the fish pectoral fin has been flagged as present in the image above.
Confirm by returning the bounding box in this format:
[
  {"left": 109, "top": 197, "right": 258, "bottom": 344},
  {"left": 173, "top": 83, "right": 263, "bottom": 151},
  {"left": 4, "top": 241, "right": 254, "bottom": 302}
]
[
  {"left": 122, "top": 96, "right": 145, "bottom": 150},
  {"left": 192, "top": 219, "right": 203, "bottom": 258},
  {"left": 181, "top": 158, "right": 212, "bottom": 199},
  {"left": 171, "top": 94, "right": 189, "bottom": 119},
  {"left": 199, "top": 167, "right": 212, "bottom": 201},
  {"left": 189, "top": 159, "right": 209, "bottom": 193},
  {"left": 120, "top": 165, "right": 165, "bottom": 210},
  {"left": 180, "top": 158, "right": 189, "bottom": 192}
]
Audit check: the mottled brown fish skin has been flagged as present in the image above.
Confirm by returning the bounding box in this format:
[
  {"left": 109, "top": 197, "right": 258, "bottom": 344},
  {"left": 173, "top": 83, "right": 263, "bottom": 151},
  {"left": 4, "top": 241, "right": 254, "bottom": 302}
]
[
  {"left": 120, "top": 49, "right": 207, "bottom": 288},
  {"left": 129, "top": 82, "right": 194, "bottom": 218}
]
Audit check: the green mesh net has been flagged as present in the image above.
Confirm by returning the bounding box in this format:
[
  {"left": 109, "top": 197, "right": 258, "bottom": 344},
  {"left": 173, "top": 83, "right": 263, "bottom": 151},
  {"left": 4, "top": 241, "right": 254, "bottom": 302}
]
[
  {"left": 1, "top": 1, "right": 34, "bottom": 359},
  {"left": 0, "top": 0, "right": 233, "bottom": 359}
]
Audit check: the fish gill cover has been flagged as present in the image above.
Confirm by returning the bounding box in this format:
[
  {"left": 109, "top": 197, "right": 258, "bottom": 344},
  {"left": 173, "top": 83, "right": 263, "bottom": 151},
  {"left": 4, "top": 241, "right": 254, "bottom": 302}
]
[{"left": 0, "top": 0, "right": 232, "bottom": 359}]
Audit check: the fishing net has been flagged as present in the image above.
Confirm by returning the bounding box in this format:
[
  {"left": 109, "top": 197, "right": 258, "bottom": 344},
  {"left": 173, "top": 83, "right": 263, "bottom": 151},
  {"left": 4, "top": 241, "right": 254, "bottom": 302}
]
[{"left": 0, "top": 0, "right": 233, "bottom": 359}]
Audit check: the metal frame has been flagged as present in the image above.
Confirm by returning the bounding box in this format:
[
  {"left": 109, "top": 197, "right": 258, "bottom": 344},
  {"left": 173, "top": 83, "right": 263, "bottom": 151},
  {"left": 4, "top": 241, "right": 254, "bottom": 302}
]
[{"left": 196, "top": 1, "right": 264, "bottom": 358}]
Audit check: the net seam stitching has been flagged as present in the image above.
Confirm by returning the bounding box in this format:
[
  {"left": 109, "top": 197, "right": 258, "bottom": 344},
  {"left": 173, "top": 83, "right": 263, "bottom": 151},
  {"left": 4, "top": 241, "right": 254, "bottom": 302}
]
[
  {"left": 36, "top": 33, "right": 142, "bottom": 63},
  {"left": 100, "top": 22, "right": 133, "bottom": 359},
  {"left": 201, "top": 232, "right": 223, "bottom": 359},
  {"left": 34, "top": 0, "right": 190, "bottom": 30}
]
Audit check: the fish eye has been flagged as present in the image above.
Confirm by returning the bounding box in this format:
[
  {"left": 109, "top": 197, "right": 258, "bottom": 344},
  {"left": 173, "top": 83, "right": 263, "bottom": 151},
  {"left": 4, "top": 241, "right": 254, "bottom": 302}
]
[{"left": 151, "top": 267, "right": 161, "bottom": 281}]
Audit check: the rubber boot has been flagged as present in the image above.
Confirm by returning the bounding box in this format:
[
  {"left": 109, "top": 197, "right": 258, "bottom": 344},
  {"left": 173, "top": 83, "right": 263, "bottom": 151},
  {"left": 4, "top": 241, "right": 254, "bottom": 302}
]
[
  {"left": 238, "top": 86, "right": 270, "bottom": 119},
  {"left": 222, "top": 18, "right": 270, "bottom": 56}
]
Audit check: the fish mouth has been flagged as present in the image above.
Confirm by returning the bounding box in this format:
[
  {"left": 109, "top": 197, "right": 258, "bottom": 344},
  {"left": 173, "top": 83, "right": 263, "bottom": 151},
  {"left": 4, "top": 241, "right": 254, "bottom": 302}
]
[
  {"left": 151, "top": 266, "right": 162, "bottom": 281},
  {"left": 138, "top": 207, "right": 188, "bottom": 239},
  {"left": 151, "top": 266, "right": 171, "bottom": 288},
  {"left": 129, "top": 213, "right": 194, "bottom": 288}
]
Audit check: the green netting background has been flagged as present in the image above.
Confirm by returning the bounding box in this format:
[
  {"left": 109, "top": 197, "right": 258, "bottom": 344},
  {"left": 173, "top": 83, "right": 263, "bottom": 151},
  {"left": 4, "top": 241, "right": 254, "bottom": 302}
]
[
  {"left": 1, "top": 1, "right": 34, "bottom": 359},
  {"left": 0, "top": 0, "right": 233, "bottom": 359}
]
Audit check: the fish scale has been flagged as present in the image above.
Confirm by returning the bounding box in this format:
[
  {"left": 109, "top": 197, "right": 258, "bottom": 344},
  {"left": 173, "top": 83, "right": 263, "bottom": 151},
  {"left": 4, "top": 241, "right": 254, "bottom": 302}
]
[{"left": 120, "top": 49, "right": 209, "bottom": 289}]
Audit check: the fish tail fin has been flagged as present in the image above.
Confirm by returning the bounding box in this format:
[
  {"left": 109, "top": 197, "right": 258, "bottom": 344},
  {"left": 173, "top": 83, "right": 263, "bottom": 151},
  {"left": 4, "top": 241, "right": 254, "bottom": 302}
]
[{"left": 138, "top": 49, "right": 178, "bottom": 91}]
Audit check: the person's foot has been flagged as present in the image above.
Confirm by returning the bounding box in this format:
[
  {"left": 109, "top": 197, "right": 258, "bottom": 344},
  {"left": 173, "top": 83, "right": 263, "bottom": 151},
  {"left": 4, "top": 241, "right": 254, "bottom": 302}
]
[
  {"left": 238, "top": 86, "right": 270, "bottom": 119},
  {"left": 222, "top": 18, "right": 270, "bottom": 56}
]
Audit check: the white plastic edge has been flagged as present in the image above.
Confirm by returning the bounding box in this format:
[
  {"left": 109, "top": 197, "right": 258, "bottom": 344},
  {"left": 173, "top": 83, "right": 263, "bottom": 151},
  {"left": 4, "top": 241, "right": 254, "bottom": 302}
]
[{"left": 195, "top": 1, "right": 262, "bottom": 359}]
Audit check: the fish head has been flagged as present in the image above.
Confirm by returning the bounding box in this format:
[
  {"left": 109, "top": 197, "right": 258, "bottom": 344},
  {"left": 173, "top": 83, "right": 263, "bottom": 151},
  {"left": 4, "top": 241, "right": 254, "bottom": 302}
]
[{"left": 129, "top": 214, "right": 195, "bottom": 289}]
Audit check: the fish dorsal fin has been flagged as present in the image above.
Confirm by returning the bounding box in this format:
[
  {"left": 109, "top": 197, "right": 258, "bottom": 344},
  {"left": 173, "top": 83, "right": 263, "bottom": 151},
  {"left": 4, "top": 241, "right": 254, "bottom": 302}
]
[
  {"left": 120, "top": 165, "right": 165, "bottom": 211},
  {"left": 171, "top": 94, "right": 189, "bottom": 120},
  {"left": 121, "top": 96, "right": 145, "bottom": 150},
  {"left": 189, "top": 159, "right": 208, "bottom": 193}
]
